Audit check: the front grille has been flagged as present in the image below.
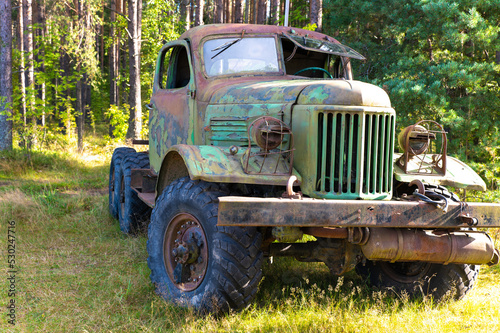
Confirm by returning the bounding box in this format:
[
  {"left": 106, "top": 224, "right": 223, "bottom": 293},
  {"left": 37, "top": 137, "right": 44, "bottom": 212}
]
[
  {"left": 316, "top": 111, "right": 394, "bottom": 199},
  {"left": 209, "top": 118, "right": 248, "bottom": 146}
]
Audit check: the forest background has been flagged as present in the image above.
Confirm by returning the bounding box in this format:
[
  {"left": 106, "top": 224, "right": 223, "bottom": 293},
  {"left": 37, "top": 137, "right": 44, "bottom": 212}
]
[
  {"left": 1, "top": 1, "right": 500, "bottom": 331},
  {"left": 0, "top": 0, "right": 499, "bottom": 181}
]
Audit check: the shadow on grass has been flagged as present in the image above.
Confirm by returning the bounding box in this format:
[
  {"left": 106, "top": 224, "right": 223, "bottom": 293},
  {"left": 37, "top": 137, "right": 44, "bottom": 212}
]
[{"left": 253, "top": 256, "right": 450, "bottom": 315}]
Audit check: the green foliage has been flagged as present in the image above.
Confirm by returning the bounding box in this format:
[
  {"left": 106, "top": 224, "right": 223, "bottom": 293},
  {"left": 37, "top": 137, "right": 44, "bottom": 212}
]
[
  {"left": 141, "top": 0, "right": 179, "bottom": 100},
  {"left": 302, "top": 23, "right": 318, "bottom": 32},
  {"left": 324, "top": 0, "right": 500, "bottom": 163},
  {"left": 105, "top": 104, "right": 129, "bottom": 140}
]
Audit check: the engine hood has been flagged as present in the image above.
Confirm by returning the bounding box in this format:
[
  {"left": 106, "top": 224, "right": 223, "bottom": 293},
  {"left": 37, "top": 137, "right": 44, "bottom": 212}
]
[{"left": 207, "top": 79, "right": 391, "bottom": 108}]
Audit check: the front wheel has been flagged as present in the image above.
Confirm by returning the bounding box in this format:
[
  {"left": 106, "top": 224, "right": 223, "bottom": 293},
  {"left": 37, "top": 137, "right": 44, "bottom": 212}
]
[
  {"left": 356, "top": 260, "right": 479, "bottom": 301},
  {"left": 147, "top": 177, "right": 263, "bottom": 314}
]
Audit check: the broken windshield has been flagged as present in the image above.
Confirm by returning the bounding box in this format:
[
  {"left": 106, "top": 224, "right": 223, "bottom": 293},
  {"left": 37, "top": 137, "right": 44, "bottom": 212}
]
[
  {"left": 282, "top": 33, "right": 366, "bottom": 60},
  {"left": 203, "top": 37, "right": 281, "bottom": 76}
]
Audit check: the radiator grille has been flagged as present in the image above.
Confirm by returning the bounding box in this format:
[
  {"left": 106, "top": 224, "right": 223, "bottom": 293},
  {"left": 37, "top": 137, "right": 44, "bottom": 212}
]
[{"left": 316, "top": 111, "right": 394, "bottom": 198}]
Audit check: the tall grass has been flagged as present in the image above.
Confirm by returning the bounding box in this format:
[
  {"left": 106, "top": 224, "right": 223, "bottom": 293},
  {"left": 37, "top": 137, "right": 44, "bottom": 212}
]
[{"left": 1, "top": 137, "right": 500, "bottom": 332}]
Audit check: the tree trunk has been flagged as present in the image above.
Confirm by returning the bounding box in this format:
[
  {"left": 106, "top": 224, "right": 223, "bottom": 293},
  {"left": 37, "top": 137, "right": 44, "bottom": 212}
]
[
  {"left": 180, "top": 0, "right": 190, "bottom": 30},
  {"left": 0, "top": 0, "right": 13, "bottom": 150},
  {"left": 269, "top": 0, "right": 278, "bottom": 25},
  {"left": 224, "top": 0, "right": 229, "bottom": 23},
  {"left": 99, "top": 2, "right": 104, "bottom": 71},
  {"left": 234, "top": 0, "right": 243, "bottom": 23},
  {"left": 252, "top": 0, "right": 258, "bottom": 24},
  {"left": 194, "top": 0, "right": 204, "bottom": 26},
  {"left": 18, "top": 1, "right": 27, "bottom": 129},
  {"left": 316, "top": 0, "right": 323, "bottom": 31},
  {"left": 110, "top": 0, "right": 118, "bottom": 108},
  {"left": 215, "top": 0, "right": 223, "bottom": 23},
  {"left": 257, "top": 0, "right": 266, "bottom": 24},
  {"left": 126, "top": 0, "right": 142, "bottom": 140},
  {"left": 76, "top": 0, "right": 84, "bottom": 152},
  {"left": 33, "top": 0, "right": 46, "bottom": 128},
  {"left": 23, "top": 0, "right": 36, "bottom": 148}
]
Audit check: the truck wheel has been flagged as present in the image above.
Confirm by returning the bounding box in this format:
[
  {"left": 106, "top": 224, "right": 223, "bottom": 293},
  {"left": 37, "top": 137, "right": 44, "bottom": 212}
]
[
  {"left": 117, "top": 152, "right": 150, "bottom": 234},
  {"left": 356, "top": 260, "right": 479, "bottom": 301},
  {"left": 147, "top": 177, "right": 263, "bottom": 314},
  {"left": 109, "top": 147, "right": 136, "bottom": 219}
]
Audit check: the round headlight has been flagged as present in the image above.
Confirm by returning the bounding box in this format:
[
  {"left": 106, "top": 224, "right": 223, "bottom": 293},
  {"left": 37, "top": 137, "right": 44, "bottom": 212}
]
[
  {"left": 250, "top": 117, "right": 288, "bottom": 151},
  {"left": 398, "top": 124, "right": 432, "bottom": 156}
]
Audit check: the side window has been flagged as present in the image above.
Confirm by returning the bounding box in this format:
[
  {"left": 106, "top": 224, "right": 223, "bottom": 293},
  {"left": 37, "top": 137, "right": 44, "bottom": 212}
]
[{"left": 160, "top": 46, "right": 191, "bottom": 89}]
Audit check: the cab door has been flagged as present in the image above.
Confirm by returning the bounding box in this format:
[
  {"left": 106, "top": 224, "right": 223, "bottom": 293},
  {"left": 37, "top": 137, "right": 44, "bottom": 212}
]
[{"left": 148, "top": 40, "right": 196, "bottom": 173}]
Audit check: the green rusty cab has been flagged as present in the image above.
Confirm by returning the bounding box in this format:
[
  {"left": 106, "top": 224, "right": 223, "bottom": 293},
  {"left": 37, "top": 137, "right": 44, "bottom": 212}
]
[{"left": 109, "top": 24, "right": 500, "bottom": 314}]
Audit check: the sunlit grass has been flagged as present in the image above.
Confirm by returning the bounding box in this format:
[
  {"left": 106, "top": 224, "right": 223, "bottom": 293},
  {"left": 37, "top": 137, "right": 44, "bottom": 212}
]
[{"left": 1, "top": 135, "right": 500, "bottom": 332}]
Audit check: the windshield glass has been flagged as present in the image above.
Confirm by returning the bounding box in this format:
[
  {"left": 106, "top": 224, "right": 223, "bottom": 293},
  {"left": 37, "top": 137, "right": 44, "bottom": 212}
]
[
  {"left": 203, "top": 37, "right": 280, "bottom": 76},
  {"left": 283, "top": 33, "right": 365, "bottom": 60}
]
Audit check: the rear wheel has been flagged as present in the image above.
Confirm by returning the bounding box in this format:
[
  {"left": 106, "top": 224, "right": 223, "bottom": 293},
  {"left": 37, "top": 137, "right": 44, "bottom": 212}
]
[
  {"left": 117, "top": 152, "right": 151, "bottom": 234},
  {"left": 108, "top": 147, "right": 135, "bottom": 219},
  {"left": 356, "top": 260, "right": 479, "bottom": 301},
  {"left": 147, "top": 177, "right": 263, "bottom": 314}
]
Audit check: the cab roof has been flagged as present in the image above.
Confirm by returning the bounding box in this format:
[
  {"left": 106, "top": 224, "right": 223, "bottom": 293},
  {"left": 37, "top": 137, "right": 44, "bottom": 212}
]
[{"left": 180, "top": 24, "right": 342, "bottom": 47}]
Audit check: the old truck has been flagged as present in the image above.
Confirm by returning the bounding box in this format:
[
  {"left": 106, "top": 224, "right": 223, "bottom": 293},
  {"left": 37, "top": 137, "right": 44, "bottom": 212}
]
[{"left": 108, "top": 24, "right": 500, "bottom": 314}]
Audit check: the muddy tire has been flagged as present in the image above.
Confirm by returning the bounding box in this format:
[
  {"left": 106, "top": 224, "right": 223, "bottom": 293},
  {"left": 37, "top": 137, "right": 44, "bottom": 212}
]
[
  {"left": 117, "top": 152, "right": 150, "bottom": 234},
  {"left": 356, "top": 260, "right": 479, "bottom": 301},
  {"left": 147, "top": 177, "right": 263, "bottom": 314},
  {"left": 109, "top": 147, "right": 136, "bottom": 219}
]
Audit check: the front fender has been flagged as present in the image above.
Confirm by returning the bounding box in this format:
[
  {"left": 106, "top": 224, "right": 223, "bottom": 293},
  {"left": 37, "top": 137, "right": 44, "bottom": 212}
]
[
  {"left": 156, "top": 144, "right": 302, "bottom": 195},
  {"left": 394, "top": 153, "right": 487, "bottom": 191}
]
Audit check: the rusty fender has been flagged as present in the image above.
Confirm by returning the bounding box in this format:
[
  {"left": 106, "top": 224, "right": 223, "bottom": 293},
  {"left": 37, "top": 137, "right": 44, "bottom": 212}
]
[
  {"left": 217, "top": 196, "right": 500, "bottom": 228},
  {"left": 162, "top": 144, "right": 302, "bottom": 186}
]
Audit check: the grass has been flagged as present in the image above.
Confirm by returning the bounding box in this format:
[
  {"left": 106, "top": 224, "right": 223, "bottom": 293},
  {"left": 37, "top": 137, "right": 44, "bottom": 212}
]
[{"left": 1, "top": 135, "right": 500, "bottom": 332}]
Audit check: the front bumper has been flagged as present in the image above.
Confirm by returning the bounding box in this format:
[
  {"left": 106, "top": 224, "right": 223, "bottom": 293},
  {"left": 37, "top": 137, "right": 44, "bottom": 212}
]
[{"left": 218, "top": 196, "right": 500, "bottom": 228}]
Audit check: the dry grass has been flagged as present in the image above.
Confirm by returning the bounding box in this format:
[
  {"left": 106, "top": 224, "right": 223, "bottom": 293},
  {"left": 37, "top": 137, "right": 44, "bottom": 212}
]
[{"left": 1, "top": 142, "right": 500, "bottom": 332}]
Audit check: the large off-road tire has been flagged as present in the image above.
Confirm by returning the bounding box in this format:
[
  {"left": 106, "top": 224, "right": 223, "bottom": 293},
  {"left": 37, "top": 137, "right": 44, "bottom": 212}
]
[
  {"left": 147, "top": 177, "right": 263, "bottom": 314},
  {"left": 109, "top": 147, "right": 136, "bottom": 219},
  {"left": 356, "top": 260, "right": 479, "bottom": 302},
  {"left": 117, "top": 152, "right": 151, "bottom": 234}
]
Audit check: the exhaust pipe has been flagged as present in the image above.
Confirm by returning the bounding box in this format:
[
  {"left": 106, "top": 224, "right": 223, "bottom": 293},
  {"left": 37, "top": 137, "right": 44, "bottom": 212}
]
[{"left": 361, "top": 228, "right": 499, "bottom": 265}]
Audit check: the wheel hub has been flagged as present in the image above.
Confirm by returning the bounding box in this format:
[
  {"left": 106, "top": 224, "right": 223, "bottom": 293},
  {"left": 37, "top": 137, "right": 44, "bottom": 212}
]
[{"left": 164, "top": 213, "right": 208, "bottom": 291}]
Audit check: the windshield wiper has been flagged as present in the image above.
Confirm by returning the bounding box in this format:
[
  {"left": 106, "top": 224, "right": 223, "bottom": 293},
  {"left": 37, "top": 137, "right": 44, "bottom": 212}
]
[
  {"left": 211, "top": 38, "right": 241, "bottom": 59},
  {"left": 210, "top": 30, "right": 246, "bottom": 59}
]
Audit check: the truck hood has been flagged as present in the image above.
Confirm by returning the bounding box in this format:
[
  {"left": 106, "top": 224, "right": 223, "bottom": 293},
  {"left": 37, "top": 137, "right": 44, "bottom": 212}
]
[{"left": 208, "top": 79, "right": 391, "bottom": 108}]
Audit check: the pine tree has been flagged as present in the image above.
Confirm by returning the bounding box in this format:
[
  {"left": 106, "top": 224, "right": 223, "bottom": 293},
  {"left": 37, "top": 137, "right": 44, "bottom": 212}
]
[{"left": 0, "top": 0, "right": 13, "bottom": 150}]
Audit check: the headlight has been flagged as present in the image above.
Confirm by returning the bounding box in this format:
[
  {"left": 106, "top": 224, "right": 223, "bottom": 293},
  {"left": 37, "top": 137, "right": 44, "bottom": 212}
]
[
  {"left": 250, "top": 116, "right": 289, "bottom": 151},
  {"left": 398, "top": 124, "right": 436, "bottom": 156}
]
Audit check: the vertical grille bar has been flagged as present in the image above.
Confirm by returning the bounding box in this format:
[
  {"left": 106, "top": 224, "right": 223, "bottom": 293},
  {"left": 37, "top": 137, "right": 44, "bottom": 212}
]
[
  {"left": 385, "top": 115, "right": 395, "bottom": 192},
  {"left": 320, "top": 113, "right": 328, "bottom": 192},
  {"left": 364, "top": 115, "right": 372, "bottom": 193},
  {"left": 346, "top": 114, "right": 354, "bottom": 193},
  {"left": 338, "top": 114, "right": 345, "bottom": 194},
  {"left": 329, "top": 114, "right": 337, "bottom": 193},
  {"left": 378, "top": 116, "right": 386, "bottom": 193},
  {"left": 371, "top": 116, "right": 379, "bottom": 194}
]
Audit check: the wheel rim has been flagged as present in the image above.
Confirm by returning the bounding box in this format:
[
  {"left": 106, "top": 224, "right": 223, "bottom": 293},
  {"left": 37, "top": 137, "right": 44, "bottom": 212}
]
[
  {"left": 379, "top": 261, "right": 433, "bottom": 283},
  {"left": 163, "top": 213, "right": 208, "bottom": 291}
]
